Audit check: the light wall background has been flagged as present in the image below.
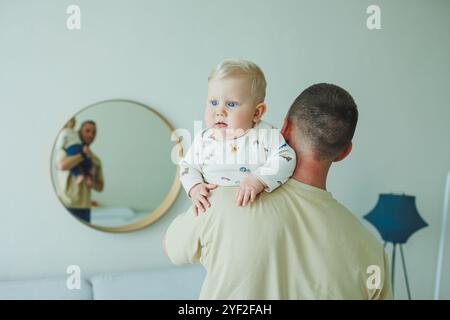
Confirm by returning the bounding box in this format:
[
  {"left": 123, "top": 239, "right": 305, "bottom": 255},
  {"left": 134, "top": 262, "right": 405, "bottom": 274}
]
[{"left": 0, "top": 0, "right": 449, "bottom": 299}]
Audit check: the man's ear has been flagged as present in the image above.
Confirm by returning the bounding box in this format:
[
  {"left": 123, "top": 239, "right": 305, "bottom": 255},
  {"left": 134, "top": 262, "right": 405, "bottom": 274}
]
[
  {"left": 281, "top": 117, "right": 290, "bottom": 142},
  {"left": 253, "top": 103, "right": 267, "bottom": 123},
  {"left": 334, "top": 142, "right": 353, "bottom": 162}
]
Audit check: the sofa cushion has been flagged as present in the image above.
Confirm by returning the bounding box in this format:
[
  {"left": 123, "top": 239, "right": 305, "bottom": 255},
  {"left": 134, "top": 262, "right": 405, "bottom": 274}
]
[
  {"left": 0, "top": 277, "right": 93, "bottom": 300},
  {"left": 90, "top": 265, "right": 205, "bottom": 300}
]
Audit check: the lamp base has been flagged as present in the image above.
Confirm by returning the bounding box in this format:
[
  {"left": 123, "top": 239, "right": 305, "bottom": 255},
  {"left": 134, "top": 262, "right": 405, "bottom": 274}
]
[{"left": 385, "top": 242, "right": 411, "bottom": 300}]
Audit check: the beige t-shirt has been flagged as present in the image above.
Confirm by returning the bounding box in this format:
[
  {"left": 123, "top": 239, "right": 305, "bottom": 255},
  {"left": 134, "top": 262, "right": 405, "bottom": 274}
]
[
  {"left": 55, "top": 149, "right": 103, "bottom": 209},
  {"left": 165, "top": 179, "right": 392, "bottom": 300}
]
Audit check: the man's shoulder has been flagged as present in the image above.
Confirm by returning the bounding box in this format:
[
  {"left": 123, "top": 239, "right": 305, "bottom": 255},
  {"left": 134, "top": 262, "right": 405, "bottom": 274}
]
[
  {"left": 334, "top": 201, "right": 381, "bottom": 241},
  {"left": 323, "top": 197, "right": 386, "bottom": 264},
  {"left": 273, "top": 181, "right": 383, "bottom": 248}
]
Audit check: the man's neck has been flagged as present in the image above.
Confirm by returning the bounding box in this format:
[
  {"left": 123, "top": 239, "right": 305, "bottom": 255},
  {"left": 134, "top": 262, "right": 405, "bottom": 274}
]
[{"left": 290, "top": 154, "right": 331, "bottom": 191}]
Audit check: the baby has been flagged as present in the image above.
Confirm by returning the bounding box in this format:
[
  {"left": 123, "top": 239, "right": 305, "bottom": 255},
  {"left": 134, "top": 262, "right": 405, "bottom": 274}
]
[
  {"left": 180, "top": 59, "right": 296, "bottom": 215},
  {"left": 55, "top": 117, "right": 94, "bottom": 186}
]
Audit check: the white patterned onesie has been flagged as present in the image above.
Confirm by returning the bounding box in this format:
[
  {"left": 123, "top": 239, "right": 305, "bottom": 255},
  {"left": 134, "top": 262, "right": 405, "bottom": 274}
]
[{"left": 179, "top": 121, "right": 296, "bottom": 194}]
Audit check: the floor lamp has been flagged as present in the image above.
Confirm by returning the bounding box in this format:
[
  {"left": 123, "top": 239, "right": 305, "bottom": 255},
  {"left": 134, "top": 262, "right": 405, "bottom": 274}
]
[
  {"left": 434, "top": 170, "right": 450, "bottom": 300},
  {"left": 364, "top": 194, "right": 428, "bottom": 299}
]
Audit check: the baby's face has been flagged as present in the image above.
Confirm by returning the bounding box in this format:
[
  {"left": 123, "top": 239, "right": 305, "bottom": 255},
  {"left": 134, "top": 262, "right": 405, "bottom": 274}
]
[{"left": 205, "top": 76, "right": 258, "bottom": 139}]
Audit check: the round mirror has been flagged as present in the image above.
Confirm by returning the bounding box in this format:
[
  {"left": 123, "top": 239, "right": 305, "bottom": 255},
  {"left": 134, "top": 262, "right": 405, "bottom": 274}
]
[{"left": 50, "top": 99, "right": 181, "bottom": 232}]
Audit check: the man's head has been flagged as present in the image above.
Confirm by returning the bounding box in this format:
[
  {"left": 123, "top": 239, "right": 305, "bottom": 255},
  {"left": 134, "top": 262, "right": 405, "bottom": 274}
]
[
  {"left": 79, "top": 120, "right": 97, "bottom": 146},
  {"left": 205, "top": 59, "right": 267, "bottom": 138},
  {"left": 283, "top": 83, "right": 358, "bottom": 162}
]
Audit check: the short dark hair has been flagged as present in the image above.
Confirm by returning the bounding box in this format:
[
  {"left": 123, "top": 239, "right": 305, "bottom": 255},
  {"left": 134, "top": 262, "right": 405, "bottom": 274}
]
[
  {"left": 80, "top": 120, "right": 96, "bottom": 130},
  {"left": 287, "top": 83, "right": 358, "bottom": 160}
]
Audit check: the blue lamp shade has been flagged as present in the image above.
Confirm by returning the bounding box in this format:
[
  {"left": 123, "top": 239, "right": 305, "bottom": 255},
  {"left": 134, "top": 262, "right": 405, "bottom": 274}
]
[{"left": 364, "top": 194, "right": 428, "bottom": 244}]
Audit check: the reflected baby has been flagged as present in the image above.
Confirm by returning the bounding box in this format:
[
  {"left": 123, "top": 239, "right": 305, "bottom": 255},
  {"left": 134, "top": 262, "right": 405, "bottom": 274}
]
[{"left": 55, "top": 117, "right": 95, "bottom": 187}]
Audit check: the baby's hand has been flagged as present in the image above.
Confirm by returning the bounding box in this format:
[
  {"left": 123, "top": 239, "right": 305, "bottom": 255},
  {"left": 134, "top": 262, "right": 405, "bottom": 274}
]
[
  {"left": 189, "top": 183, "right": 218, "bottom": 216},
  {"left": 236, "top": 175, "right": 266, "bottom": 207}
]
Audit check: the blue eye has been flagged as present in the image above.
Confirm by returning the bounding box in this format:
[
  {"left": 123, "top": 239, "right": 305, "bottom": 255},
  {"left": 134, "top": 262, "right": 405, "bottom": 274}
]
[
  {"left": 210, "top": 100, "right": 219, "bottom": 107},
  {"left": 227, "top": 101, "right": 238, "bottom": 108}
]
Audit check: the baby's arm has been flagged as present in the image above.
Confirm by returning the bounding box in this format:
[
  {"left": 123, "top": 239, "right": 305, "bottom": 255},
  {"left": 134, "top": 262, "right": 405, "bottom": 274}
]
[
  {"left": 179, "top": 131, "right": 217, "bottom": 215},
  {"left": 252, "top": 131, "right": 296, "bottom": 192},
  {"left": 236, "top": 174, "right": 266, "bottom": 207},
  {"left": 237, "top": 130, "right": 296, "bottom": 206}
]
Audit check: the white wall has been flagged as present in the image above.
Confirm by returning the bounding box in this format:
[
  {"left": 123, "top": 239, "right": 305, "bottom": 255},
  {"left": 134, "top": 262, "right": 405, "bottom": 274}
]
[{"left": 1, "top": 0, "right": 449, "bottom": 299}]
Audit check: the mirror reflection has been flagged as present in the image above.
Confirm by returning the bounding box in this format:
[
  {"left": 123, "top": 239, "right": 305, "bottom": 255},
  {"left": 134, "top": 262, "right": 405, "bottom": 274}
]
[{"left": 51, "top": 100, "right": 180, "bottom": 232}]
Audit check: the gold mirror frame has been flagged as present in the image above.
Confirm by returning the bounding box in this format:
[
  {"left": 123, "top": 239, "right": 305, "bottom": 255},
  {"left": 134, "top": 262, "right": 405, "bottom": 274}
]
[{"left": 50, "top": 99, "right": 183, "bottom": 233}]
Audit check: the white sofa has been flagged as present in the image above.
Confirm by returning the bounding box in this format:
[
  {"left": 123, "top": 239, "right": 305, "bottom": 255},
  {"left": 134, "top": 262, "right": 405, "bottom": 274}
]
[{"left": 0, "top": 265, "right": 205, "bottom": 300}]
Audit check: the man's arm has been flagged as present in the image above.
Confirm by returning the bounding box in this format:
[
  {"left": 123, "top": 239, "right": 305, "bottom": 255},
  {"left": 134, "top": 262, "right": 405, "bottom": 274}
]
[
  {"left": 92, "top": 163, "right": 104, "bottom": 192},
  {"left": 164, "top": 205, "right": 207, "bottom": 266},
  {"left": 58, "top": 153, "right": 84, "bottom": 171},
  {"left": 58, "top": 145, "right": 93, "bottom": 172},
  {"left": 378, "top": 251, "right": 393, "bottom": 300},
  {"left": 369, "top": 249, "right": 393, "bottom": 300},
  {"left": 93, "top": 176, "right": 104, "bottom": 192}
]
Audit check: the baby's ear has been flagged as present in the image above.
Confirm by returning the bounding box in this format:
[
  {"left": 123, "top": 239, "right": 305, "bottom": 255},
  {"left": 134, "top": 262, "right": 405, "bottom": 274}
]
[{"left": 254, "top": 103, "right": 267, "bottom": 122}]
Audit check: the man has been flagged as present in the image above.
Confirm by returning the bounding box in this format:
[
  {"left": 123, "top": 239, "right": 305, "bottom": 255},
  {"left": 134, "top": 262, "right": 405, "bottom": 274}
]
[
  {"left": 164, "top": 83, "right": 391, "bottom": 299},
  {"left": 56, "top": 120, "right": 104, "bottom": 223}
]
